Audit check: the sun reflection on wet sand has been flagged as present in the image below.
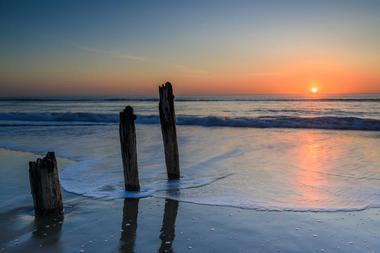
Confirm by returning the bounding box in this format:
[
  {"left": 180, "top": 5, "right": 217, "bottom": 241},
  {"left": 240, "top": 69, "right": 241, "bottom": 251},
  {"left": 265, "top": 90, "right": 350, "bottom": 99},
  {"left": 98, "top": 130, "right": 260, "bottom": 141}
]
[{"left": 290, "top": 132, "right": 331, "bottom": 207}]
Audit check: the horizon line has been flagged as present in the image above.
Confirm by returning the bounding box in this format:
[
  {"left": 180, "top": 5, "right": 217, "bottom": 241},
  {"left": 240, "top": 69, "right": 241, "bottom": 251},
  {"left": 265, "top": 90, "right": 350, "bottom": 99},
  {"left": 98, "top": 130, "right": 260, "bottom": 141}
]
[{"left": 1, "top": 92, "right": 380, "bottom": 99}]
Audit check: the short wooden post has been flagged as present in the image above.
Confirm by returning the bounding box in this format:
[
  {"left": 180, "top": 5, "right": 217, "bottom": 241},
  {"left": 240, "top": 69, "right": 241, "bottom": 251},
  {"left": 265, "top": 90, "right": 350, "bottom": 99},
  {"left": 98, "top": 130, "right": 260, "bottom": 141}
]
[
  {"left": 119, "top": 106, "right": 140, "bottom": 191},
  {"left": 29, "top": 152, "right": 63, "bottom": 217},
  {"left": 159, "top": 82, "right": 180, "bottom": 180}
]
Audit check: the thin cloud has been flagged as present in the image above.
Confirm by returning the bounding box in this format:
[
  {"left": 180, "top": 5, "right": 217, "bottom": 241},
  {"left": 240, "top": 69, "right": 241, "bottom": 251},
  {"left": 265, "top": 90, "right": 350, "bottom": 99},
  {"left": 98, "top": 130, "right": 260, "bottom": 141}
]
[
  {"left": 69, "top": 42, "right": 145, "bottom": 62},
  {"left": 65, "top": 39, "right": 212, "bottom": 76}
]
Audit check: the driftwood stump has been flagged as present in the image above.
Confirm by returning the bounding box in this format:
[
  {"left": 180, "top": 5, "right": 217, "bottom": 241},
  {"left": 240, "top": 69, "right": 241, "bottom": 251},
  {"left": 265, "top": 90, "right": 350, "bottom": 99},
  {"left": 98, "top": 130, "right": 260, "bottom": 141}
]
[
  {"left": 119, "top": 106, "right": 140, "bottom": 191},
  {"left": 29, "top": 152, "right": 63, "bottom": 217},
  {"left": 159, "top": 82, "right": 180, "bottom": 180}
]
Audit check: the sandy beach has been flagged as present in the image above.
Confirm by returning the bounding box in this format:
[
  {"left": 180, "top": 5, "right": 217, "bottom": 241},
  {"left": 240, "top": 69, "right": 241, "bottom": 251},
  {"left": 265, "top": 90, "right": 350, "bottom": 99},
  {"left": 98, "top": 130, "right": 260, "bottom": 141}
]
[{"left": 1, "top": 148, "right": 379, "bottom": 253}]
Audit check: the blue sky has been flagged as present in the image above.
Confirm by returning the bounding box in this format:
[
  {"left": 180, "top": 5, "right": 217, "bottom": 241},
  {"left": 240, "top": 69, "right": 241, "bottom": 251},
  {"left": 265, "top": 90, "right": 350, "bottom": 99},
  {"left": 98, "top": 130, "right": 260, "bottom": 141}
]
[{"left": 1, "top": 0, "right": 379, "bottom": 95}]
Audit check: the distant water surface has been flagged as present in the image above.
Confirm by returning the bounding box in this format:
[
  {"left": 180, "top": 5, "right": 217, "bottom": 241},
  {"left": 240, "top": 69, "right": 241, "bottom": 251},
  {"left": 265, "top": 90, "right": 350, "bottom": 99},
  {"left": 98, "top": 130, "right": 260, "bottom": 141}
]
[{"left": 0, "top": 95, "right": 379, "bottom": 211}]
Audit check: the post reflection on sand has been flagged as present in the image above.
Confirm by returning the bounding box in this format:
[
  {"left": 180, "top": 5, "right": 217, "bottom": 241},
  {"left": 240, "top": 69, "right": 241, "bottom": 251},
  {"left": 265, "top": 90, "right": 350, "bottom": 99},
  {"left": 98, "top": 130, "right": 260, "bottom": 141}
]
[
  {"left": 119, "top": 198, "right": 179, "bottom": 253},
  {"left": 32, "top": 213, "right": 64, "bottom": 244},
  {"left": 119, "top": 199, "right": 139, "bottom": 253},
  {"left": 158, "top": 199, "right": 179, "bottom": 253}
]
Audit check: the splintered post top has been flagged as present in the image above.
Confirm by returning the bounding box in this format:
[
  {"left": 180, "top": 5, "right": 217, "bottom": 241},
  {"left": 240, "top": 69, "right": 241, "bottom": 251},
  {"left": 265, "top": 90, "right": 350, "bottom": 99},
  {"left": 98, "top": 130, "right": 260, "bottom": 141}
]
[
  {"left": 121, "top": 106, "right": 136, "bottom": 120},
  {"left": 159, "top": 82, "right": 175, "bottom": 100}
]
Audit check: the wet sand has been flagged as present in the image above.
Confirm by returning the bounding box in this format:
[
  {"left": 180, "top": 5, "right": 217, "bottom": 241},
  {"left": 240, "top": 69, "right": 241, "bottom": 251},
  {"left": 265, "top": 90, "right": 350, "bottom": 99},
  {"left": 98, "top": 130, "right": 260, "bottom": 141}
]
[{"left": 0, "top": 148, "right": 379, "bottom": 253}]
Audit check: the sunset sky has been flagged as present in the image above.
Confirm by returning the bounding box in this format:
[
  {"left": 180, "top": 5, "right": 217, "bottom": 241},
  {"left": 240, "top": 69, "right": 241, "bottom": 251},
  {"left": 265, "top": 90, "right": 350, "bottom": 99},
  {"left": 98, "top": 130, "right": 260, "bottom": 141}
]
[{"left": 1, "top": 0, "right": 379, "bottom": 96}]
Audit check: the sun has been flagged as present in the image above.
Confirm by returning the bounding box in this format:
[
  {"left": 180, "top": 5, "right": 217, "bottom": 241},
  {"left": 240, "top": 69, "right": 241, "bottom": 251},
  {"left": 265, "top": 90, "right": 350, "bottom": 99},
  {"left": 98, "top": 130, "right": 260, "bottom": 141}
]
[{"left": 310, "top": 87, "right": 319, "bottom": 94}]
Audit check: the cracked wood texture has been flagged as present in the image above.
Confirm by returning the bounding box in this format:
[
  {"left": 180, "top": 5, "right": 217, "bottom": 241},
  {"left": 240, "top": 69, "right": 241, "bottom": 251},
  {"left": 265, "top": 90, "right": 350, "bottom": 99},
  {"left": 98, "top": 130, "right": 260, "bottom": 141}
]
[
  {"left": 119, "top": 106, "right": 140, "bottom": 191},
  {"left": 29, "top": 152, "right": 63, "bottom": 217}
]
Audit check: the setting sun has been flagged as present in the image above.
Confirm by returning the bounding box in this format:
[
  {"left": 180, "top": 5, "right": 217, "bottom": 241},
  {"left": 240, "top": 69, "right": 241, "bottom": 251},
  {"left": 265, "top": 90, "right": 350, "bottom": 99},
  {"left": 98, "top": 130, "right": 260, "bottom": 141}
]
[{"left": 311, "top": 87, "right": 319, "bottom": 94}]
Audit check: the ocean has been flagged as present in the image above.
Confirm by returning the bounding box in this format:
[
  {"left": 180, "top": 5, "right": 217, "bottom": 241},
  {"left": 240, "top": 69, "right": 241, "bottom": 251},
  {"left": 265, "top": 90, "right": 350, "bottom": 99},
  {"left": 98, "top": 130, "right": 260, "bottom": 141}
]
[{"left": 0, "top": 95, "right": 379, "bottom": 212}]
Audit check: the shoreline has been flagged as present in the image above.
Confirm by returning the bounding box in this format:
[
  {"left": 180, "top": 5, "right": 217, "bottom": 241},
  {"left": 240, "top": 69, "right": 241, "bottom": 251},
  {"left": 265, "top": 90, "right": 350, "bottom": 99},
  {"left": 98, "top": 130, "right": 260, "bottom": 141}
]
[
  {"left": 1, "top": 148, "right": 380, "bottom": 252},
  {"left": 2, "top": 147, "right": 379, "bottom": 214}
]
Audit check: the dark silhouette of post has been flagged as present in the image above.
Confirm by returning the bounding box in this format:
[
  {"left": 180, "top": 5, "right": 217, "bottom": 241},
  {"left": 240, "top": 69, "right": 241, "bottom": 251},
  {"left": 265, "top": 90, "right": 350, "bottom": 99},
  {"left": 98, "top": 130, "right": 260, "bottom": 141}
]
[
  {"left": 159, "top": 82, "right": 180, "bottom": 180},
  {"left": 29, "top": 152, "right": 63, "bottom": 217},
  {"left": 119, "top": 106, "right": 140, "bottom": 191},
  {"left": 158, "top": 199, "right": 179, "bottom": 253},
  {"left": 120, "top": 198, "right": 139, "bottom": 253}
]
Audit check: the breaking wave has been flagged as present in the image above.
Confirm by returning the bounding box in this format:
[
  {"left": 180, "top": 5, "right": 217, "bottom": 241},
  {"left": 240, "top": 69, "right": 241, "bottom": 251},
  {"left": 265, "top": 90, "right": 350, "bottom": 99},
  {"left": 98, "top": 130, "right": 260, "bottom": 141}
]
[{"left": 1, "top": 112, "right": 380, "bottom": 131}]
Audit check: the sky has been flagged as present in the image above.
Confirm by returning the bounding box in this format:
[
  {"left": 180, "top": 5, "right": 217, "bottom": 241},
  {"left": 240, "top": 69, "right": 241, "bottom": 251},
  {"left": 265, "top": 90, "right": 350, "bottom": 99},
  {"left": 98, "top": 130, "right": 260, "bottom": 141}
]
[{"left": 0, "top": 0, "right": 379, "bottom": 96}]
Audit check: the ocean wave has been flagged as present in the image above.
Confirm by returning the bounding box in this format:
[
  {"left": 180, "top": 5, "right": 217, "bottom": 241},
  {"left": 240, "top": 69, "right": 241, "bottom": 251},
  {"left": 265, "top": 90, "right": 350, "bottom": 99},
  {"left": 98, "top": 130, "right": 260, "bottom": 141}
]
[
  {"left": 0, "top": 112, "right": 380, "bottom": 131},
  {"left": 0, "top": 112, "right": 119, "bottom": 123},
  {"left": 176, "top": 115, "right": 380, "bottom": 131}
]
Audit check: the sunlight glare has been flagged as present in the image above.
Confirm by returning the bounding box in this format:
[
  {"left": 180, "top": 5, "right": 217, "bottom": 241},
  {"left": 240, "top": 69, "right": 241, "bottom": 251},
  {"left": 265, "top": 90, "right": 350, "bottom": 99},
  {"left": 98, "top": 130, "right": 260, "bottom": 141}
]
[{"left": 311, "top": 87, "right": 319, "bottom": 94}]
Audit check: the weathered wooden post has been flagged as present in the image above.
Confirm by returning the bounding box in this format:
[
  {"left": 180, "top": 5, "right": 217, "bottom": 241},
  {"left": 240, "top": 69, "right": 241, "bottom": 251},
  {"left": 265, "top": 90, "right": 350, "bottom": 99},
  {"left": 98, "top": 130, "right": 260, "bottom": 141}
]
[
  {"left": 29, "top": 152, "right": 63, "bottom": 217},
  {"left": 119, "top": 106, "right": 140, "bottom": 191},
  {"left": 159, "top": 82, "right": 180, "bottom": 180}
]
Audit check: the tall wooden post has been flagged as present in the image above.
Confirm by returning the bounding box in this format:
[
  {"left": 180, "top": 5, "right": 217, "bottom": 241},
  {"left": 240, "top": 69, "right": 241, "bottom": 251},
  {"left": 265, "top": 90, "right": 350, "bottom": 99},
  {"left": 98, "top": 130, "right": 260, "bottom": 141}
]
[
  {"left": 119, "top": 106, "right": 140, "bottom": 191},
  {"left": 159, "top": 82, "right": 180, "bottom": 180},
  {"left": 29, "top": 152, "right": 63, "bottom": 217}
]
